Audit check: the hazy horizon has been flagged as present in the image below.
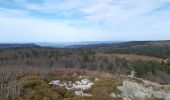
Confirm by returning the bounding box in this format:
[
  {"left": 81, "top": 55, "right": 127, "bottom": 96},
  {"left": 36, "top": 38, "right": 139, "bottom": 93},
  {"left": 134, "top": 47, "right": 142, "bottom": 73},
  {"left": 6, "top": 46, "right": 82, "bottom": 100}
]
[{"left": 0, "top": 39, "right": 170, "bottom": 44}]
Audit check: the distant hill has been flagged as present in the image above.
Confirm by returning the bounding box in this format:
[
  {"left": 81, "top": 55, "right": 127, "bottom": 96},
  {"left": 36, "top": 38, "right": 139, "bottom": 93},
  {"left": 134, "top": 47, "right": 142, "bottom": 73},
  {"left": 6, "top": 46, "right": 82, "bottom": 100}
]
[
  {"left": 0, "top": 40, "right": 170, "bottom": 49},
  {"left": 36, "top": 41, "right": 122, "bottom": 48},
  {"left": 67, "top": 40, "right": 170, "bottom": 48},
  {"left": 93, "top": 40, "right": 170, "bottom": 58},
  {"left": 0, "top": 43, "right": 39, "bottom": 48},
  {"left": 49, "top": 40, "right": 169, "bottom": 48}
]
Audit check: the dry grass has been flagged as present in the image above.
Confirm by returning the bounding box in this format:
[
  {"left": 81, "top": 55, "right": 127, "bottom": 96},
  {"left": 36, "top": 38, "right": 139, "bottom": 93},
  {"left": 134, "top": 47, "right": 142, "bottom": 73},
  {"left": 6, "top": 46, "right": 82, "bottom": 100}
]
[
  {"left": 87, "top": 75, "right": 122, "bottom": 100},
  {"left": 0, "top": 68, "right": 123, "bottom": 100}
]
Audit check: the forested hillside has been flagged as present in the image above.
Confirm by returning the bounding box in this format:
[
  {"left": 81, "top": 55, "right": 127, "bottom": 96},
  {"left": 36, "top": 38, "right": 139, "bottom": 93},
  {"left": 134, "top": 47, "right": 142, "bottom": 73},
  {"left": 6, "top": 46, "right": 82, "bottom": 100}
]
[
  {"left": 94, "top": 41, "right": 170, "bottom": 58},
  {"left": 0, "top": 40, "right": 170, "bottom": 84}
]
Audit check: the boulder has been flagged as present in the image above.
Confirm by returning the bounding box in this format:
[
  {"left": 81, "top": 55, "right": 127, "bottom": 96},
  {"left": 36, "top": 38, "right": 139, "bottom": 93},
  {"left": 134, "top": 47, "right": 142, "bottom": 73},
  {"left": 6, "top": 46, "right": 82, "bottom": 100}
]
[
  {"left": 95, "top": 78, "right": 99, "bottom": 81},
  {"left": 117, "top": 80, "right": 170, "bottom": 100},
  {"left": 81, "top": 79, "right": 90, "bottom": 85},
  {"left": 119, "top": 81, "right": 153, "bottom": 100},
  {"left": 110, "top": 92, "right": 116, "bottom": 98},
  {"left": 117, "top": 86, "right": 123, "bottom": 92},
  {"left": 75, "top": 91, "right": 83, "bottom": 96},
  {"left": 75, "top": 91, "right": 92, "bottom": 97},
  {"left": 49, "top": 80, "right": 60, "bottom": 86}
]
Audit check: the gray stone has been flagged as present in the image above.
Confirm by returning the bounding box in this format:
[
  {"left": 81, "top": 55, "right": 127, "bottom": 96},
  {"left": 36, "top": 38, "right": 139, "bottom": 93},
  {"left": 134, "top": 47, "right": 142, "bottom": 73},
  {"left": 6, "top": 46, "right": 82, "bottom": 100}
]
[
  {"left": 95, "top": 78, "right": 99, "bottom": 81},
  {"left": 117, "top": 80, "right": 170, "bottom": 100},
  {"left": 164, "top": 93, "right": 170, "bottom": 100},
  {"left": 118, "top": 81, "right": 153, "bottom": 100},
  {"left": 153, "top": 91, "right": 170, "bottom": 100},
  {"left": 75, "top": 91, "right": 92, "bottom": 97},
  {"left": 75, "top": 91, "right": 83, "bottom": 96},
  {"left": 117, "top": 86, "right": 123, "bottom": 92},
  {"left": 153, "top": 91, "right": 166, "bottom": 99},
  {"left": 110, "top": 92, "right": 116, "bottom": 98}
]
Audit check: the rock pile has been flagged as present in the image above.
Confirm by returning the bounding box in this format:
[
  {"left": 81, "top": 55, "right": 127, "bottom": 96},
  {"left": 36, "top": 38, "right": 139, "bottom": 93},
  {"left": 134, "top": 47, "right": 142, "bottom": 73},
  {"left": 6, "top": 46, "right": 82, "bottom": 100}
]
[
  {"left": 49, "top": 78, "right": 94, "bottom": 90},
  {"left": 49, "top": 78, "right": 94, "bottom": 97}
]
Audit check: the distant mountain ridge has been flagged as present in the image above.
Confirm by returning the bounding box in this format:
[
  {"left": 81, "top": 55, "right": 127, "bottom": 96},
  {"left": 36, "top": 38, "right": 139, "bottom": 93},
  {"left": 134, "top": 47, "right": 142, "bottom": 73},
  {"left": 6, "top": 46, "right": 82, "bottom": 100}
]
[
  {"left": 0, "top": 40, "right": 170, "bottom": 49},
  {"left": 0, "top": 43, "right": 39, "bottom": 48},
  {"left": 35, "top": 41, "right": 122, "bottom": 48}
]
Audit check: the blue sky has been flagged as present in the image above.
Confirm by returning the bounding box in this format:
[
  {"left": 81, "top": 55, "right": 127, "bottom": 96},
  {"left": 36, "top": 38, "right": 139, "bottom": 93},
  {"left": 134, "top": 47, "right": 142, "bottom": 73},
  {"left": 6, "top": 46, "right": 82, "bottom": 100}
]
[{"left": 0, "top": 0, "right": 170, "bottom": 43}]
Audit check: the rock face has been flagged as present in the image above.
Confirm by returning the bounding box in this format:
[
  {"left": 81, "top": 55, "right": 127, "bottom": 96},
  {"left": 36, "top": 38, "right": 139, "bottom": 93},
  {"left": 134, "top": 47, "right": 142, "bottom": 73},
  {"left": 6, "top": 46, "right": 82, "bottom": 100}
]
[
  {"left": 118, "top": 81, "right": 152, "bottom": 100},
  {"left": 117, "top": 80, "right": 170, "bottom": 100}
]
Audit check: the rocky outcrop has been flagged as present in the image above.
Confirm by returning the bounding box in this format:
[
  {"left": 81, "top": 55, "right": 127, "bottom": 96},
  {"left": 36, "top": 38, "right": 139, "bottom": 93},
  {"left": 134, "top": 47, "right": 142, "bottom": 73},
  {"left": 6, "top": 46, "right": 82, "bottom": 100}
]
[
  {"left": 117, "top": 81, "right": 152, "bottom": 100},
  {"left": 117, "top": 80, "right": 170, "bottom": 100},
  {"left": 49, "top": 78, "right": 94, "bottom": 97},
  {"left": 49, "top": 78, "right": 94, "bottom": 90},
  {"left": 153, "top": 91, "right": 170, "bottom": 100}
]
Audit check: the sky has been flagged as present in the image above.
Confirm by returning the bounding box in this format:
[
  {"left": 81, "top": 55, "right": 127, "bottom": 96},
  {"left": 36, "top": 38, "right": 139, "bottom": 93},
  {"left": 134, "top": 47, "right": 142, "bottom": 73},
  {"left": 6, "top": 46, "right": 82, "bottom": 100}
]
[{"left": 0, "top": 0, "right": 170, "bottom": 43}]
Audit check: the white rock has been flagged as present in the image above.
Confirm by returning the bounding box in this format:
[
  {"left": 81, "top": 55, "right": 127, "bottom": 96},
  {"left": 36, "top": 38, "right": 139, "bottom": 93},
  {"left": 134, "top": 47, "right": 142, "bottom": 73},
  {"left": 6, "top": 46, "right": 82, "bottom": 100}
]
[
  {"left": 75, "top": 91, "right": 92, "bottom": 97},
  {"left": 49, "top": 78, "right": 94, "bottom": 90},
  {"left": 81, "top": 79, "right": 90, "bottom": 85},
  {"left": 83, "top": 93, "right": 92, "bottom": 97},
  {"left": 75, "top": 91, "right": 83, "bottom": 96},
  {"left": 49, "top": 80, "right": 60, "bottom": 86},
  {"left": 95, "top": 78, "right": 99, "bottom": 81},
  {"left": 73, "top": 82, "right": 94, "bottom": 90},
  {"left": 117, "top": 86, "right": 123, "bottom": 92},
  {"left": 79, "top": 75, "right": 83, "bottom": 79},
  {"left": 110, "top": 92, "right": 116, "bottom": 98},
  {"left": 75, "top": 81, "right": 82, "bottom": 85}
]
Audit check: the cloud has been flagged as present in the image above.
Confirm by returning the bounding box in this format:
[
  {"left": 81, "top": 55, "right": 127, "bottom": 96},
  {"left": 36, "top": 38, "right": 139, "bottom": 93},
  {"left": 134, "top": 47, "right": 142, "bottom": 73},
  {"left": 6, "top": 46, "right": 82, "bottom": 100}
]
[
  {"left": 0, "top": 7, "right": 30, "bottom": 17},
  {"left": 0, "top": 16, "right": 120, "bottom": 42},
  {"left": 81, "top": 0, "right": 170, "bottom": 23},
  {"left": 1, "top": 0, "right": 170, "bottom": 22},
  {"left": 0, "top": 0, "right": 170, "bottom": 42}
]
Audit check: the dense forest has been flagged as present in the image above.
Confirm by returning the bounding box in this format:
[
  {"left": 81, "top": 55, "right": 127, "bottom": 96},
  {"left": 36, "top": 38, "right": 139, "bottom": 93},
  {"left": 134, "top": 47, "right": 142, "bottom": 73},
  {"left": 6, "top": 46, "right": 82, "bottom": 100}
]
[{"left": 0, "top": 41, "right": 170, "bottom": 83}]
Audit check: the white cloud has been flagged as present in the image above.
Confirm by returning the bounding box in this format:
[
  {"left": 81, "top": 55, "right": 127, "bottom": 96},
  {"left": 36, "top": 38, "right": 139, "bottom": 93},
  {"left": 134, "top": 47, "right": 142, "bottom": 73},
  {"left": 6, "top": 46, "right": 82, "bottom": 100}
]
[
  {"left": 81, "top": 0, "right": 170, "bottom": 23},
  {"left": 0, "top": 0, "right": 170, "bottom": 42},
  {"left": 2, "top": 0, "right": 170, "bottom": 22},
  {"left": 0, "top": 16, "right": 120, "bottom": 42}
]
